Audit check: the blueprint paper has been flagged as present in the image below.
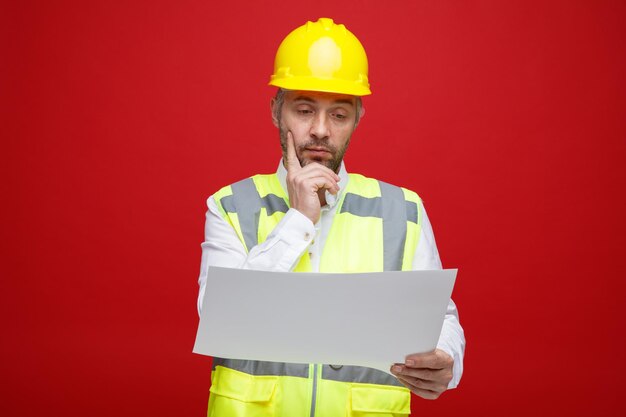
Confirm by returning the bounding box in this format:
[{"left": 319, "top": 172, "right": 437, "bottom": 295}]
[{"left": 193, "top": 267, "right": 457, "bottom": 374}]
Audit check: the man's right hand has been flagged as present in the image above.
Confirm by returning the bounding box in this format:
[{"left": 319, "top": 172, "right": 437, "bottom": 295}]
[{"left": 285, "top": 131, "right": 340, "bottom": 224}]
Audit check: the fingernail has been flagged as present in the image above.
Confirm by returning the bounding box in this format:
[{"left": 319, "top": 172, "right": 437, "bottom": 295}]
[
  {"left": 392, "top": 365, "right": 402, "bottom": 373},
  {"left": 405, "top": 359, "right": 415, "bottom": 366}
]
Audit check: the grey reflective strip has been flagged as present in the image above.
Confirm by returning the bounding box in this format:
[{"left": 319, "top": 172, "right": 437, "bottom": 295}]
[
  {"left": 213, "top": 359, "right": 402, "bottom": 386},
  {"left": 405, "top": 200, "right": 418, "bottom": 224},
  {"left": 212, "top": 358, "right": 309, "bottom": 378},
  {"left": 341, "top": 194, "right": 417, "bottom": 224},
  {"left": 379, "top": 181, "right": 407, "bottom": 271},
  {"left": 262, "top": 194, "right": 289, "bottom": 216},
  {"left": 220, "top": 195, "right": 236, "bottom": 213},
  {"left": 321, "top": 365, "right": 404, "bottom": 387},
  {"left": 340, "top": 194, "right": 382, "bottom": 217},
  {"left": 221, "top": 194, "right": 288, "bottom": 216},
  {"left": 229, "top": 178, "right": 262, "bottom": 252},
  {"left": 219, "top": 182, "right": 289, "bottom": 252},
  {"left": 309, "top": 365, "right": 318, "bottom": 417}
]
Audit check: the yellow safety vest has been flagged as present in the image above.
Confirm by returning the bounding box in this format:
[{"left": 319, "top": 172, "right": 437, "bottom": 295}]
[{"left": 209, "top": 173, "right": 423, "bottom": 417}]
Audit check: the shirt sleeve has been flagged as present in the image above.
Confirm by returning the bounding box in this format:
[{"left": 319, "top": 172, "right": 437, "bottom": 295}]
[
  {"left": 413, "top": 203, "right": 466, "bottom": 389},
  {"left": 197, "top": 195, "right": 315, "bottom": 315}
]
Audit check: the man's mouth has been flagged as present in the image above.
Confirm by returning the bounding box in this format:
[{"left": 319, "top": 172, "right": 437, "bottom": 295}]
[{"left": 305, "top": 147, "right": 331, "bottom": 154}]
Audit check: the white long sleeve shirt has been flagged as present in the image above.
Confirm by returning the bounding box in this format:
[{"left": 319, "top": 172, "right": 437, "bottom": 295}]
[{"left": 197, "top": 161, "right": 465, "bottom": 388}]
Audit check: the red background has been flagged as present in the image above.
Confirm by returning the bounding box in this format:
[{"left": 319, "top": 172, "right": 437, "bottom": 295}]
[{"left": 3, "top": 0, "right": 625, "bottom": 415}]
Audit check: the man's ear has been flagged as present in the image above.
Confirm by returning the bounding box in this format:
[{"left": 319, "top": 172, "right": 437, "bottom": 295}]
[{"left": 270, "top": 98, "right": 279, "bottom": 128}]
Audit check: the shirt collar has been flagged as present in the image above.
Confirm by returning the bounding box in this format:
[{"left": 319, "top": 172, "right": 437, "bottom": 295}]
[{"left": 276, "top": 159, "right": 349, "bottom": 209}]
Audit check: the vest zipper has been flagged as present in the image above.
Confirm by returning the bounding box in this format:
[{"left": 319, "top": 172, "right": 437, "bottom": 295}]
[{"left": 309, "top": 364, "right": 320, "bottom": 417}]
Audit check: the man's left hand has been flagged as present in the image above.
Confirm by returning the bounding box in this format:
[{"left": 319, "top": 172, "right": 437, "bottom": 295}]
[{"left": 390, "top": 349, "right": 453, "bottom": 400}]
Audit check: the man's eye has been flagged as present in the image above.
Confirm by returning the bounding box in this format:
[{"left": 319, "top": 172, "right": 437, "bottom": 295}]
[
  {"left": 332, "top": 113, "right": 347, "bottom": 120},
  {"left": 297, "top": 109, "right": 313, "bottom": 115}
]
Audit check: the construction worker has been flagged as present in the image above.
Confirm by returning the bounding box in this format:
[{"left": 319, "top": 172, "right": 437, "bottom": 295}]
[{"left": 197, "top": 17, "right": 465, "bottom": 416}]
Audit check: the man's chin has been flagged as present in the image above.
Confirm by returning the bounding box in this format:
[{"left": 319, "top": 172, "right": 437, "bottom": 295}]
[
  {"left": 302, "top": 157, "right": 334, "bottom": 169},
  {"left": 309, "top": 160, "right": 343, "bottom": 174}
]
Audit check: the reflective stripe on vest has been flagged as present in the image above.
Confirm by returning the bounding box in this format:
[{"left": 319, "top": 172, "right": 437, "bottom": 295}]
[
  {"left": 213, "top": 358, "right": 403, "bottom": 387},
  {"left": 337, "top": 183, "right": 419, "bottom": 271},
  {"left": 213, "top": 358, "right": 309, "bottom": 378},
  {"left": 219, "top": 178, "right": 290, "bottom": 252}
]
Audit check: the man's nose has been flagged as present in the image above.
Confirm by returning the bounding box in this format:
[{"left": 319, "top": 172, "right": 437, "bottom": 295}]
[{"left": 310, "top": 112, "right": 330, "bottom": 139}]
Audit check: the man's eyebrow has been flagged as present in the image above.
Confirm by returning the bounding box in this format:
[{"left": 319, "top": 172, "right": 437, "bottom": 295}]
[
  {"left": 292, "top": 96, "right": 355, "bottom": 107},
  {"left": 293, "top": 96, "right": 316, "bottom": 103},
  {"left": 332, "top": 99, "right": 355, "bottom": 107}
]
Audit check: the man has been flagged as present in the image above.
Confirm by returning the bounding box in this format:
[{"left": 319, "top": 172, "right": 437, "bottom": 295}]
[{"left": 197, "top": 17, "right": 465, "bottom": 416}]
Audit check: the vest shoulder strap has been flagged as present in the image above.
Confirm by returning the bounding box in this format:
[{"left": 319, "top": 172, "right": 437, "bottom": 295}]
[{"left": 213, "top": 174, "right": 288, "bottom": 252}]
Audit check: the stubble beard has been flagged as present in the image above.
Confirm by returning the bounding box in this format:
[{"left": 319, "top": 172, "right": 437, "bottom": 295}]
[{"left": 279, "top": 124, "right": 351, "bottom": 174}]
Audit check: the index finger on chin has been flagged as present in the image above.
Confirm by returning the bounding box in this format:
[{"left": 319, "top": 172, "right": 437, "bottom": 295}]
[{"left": 286, "top": 131, "right": 301, "bottom": 172}]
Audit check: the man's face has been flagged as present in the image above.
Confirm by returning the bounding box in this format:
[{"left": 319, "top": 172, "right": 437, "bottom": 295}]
[{"left": 273, "top": 90, "right": 358, "bottom": 173}]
